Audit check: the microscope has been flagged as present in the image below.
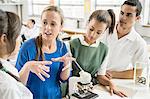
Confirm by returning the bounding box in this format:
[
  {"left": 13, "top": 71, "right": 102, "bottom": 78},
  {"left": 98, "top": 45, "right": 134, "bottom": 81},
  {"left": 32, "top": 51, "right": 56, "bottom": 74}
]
[{"left": 69, "top": 60, "right": 98, "bottom": 99}]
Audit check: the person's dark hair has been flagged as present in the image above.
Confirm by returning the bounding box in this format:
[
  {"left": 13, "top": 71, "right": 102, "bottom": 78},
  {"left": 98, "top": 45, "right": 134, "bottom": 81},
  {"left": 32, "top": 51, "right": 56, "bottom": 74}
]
[
  {"left": 0, "top": 9, "right": 21, "bottom": 55},
  {"left": 0, "top": 9, "right": 21, "bottom": 82},
  {"left": 122, "top": 0, "right": 142, "bottom": 16},
  {"left": 88, "top": 9, "right": 115, "bottom": 34},
  {"left": 35, "top": 6, "right": 64, "bottom": 61},
  {"left": 29, "top": 19, "right": 35, "bottom": 25}
]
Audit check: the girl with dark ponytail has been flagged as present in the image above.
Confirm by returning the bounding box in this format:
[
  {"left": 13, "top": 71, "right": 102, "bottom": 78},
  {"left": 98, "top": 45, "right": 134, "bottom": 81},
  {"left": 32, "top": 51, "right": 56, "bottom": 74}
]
[
  {"left": 107, "top": 9, "right": 116, "bottom": 34},
  {"left": 0, "top": 9, "right": 32, "bottom": 99},
  {"left": 70, "top": 9, "right": 126, "bottom": 97}
]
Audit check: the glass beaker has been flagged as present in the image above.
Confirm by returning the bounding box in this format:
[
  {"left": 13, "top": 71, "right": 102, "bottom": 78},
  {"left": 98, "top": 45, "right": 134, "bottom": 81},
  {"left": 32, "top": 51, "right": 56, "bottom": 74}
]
[{"left": 134, "top": 62, "right": 150, "bottom": 88}]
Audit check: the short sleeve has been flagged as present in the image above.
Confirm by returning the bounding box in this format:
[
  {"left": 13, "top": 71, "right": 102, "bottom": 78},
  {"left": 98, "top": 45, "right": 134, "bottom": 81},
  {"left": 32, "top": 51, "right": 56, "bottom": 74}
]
[
  {"left": 0, "top": 72, "right": 21, "bottom": 99},
  {"left": 15, "top": 40, "right": 34, "bottom": 71},
  {"left": 132, "top": 41, "right": 149, "bottom": 65}
]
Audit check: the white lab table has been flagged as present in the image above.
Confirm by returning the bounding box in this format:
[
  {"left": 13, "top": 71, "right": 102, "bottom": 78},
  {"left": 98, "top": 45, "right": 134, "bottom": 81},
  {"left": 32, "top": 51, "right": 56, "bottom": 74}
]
[
  {"left": 66, "top": 78, "right": 150, "bottom": 99},
  {"left": 92, "top": 79, "right": 150, "bottom": 99}
]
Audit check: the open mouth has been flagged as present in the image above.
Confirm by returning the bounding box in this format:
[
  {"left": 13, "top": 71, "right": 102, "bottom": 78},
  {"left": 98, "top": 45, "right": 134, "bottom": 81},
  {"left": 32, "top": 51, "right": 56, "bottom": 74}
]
[{"left": 45, "top": 32, "right": 52, "bottom": 35}]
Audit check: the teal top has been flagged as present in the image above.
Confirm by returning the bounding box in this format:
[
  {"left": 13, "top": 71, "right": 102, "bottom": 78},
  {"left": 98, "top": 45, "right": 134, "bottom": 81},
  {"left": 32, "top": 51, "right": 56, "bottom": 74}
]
[{"left": 70, "top": 38, "right": 108, "bottom": 77}]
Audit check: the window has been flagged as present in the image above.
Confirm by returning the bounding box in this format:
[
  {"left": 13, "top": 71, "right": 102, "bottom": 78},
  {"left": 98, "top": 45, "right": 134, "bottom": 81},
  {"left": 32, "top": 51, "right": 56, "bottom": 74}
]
[
  {"left": 32, "top": 0, "right": 50, "bottom": 16},
  {"left": 28, "top": 0, "right": 149, "bottom": 28},
  {"left": 96, "top": 0, "right": 150, "bottom": 26},
  {"left": 142, "top": 0, "right": 150, "bottom": 26},
  {"left": 96, "top": 0, "right": 126, "bottom": 21},
  {"left": 59, "top": 0, "right": 84, "bottom": 19}
]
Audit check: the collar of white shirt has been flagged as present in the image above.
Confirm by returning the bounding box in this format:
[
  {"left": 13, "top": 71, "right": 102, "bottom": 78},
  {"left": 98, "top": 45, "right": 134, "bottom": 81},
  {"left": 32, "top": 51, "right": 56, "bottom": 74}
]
[
  {"left": 114, "top": 27, "right": 137, "bottom": 42},
  {"left": 78, "top": 35, "right": 101, "bottom": 47},
  {"left": 0, "top": 58, "right": 19, "bottom": 77},
  {"left": 124, "top": 27, "right": 137, "bottom": 41}
]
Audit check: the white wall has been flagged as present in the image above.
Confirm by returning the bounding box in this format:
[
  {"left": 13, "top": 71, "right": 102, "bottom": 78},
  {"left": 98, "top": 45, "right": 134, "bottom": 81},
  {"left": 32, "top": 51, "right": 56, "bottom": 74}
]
[
  {"left": 0, "top": 3, "right": 22, "bottom": 19},
  {"left": 21, "top": 0, "right": 33, "bottom": 22},
  {"left": 135, "top": 22, "right": 150, "bottom": 37},
  {"left": 135, "top": 22, "right": 150, "bottom": 44}
]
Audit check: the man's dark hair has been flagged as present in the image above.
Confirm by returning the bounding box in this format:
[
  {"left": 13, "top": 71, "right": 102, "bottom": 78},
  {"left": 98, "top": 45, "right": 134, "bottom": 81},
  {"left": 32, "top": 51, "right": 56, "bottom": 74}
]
[{"left": 122, "top": 0, "right": 142, "bottom": 16}]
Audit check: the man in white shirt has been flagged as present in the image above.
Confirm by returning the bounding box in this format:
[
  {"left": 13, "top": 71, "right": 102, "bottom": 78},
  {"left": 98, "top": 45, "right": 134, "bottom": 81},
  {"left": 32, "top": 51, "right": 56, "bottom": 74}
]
[{"left": 103, "top": 0, "right": 149, "bottom": 79}]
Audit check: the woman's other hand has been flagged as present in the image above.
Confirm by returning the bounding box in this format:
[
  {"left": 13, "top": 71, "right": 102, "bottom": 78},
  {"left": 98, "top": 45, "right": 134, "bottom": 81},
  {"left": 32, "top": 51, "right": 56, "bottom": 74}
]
[{"left": 51, "top": 53, "right": 75, "bottom": 71}]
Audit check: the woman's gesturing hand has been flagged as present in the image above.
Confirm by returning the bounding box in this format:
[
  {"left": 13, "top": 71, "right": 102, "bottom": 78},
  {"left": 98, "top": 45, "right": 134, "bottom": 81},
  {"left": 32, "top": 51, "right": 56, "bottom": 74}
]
[{"left": 25, "top": 61, "right": 52, "bottom": 81}]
